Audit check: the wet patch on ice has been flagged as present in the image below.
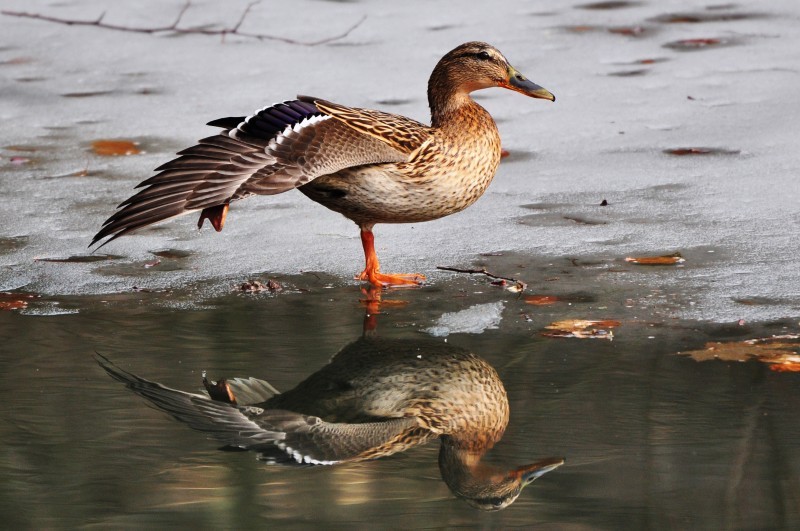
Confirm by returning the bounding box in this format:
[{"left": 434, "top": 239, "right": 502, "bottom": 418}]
[
  {"left": 559, "top": 25, "right": 655, "bottom": 38},
  {"left": 35, "top": 254, "right": 122, "bottom": 263},
  {"left": 577, "top": 1, "right": 641, "bottom": 9},
  {"left": 151, "top": 249, "right": 193, "bottom": 259},
  {"left": 649, "top": 11, "right": 766, "bottom": 24},
  {"left": 374, "top": 98, "right": 414, "bottom": 106},
  {"left": 61, "top": 90, "right": 115, "bottom": 98},
  {"left": 518, "top": 202, "right": 611, "bottom": 228},
  {"left": 663, "top": 147, "right": 740, "bottom": 157},
  {"left": 425, "top": 302, "right": 505, "bottom": 337},
  {"left": 0, "top": 236, "right": 29, "bottom": 255},
  {"left": 607, "top": 69, "right": 649, "bottom": 77},
  {"left": 663, "top": 37, "right": 741, "bottom": 51}
]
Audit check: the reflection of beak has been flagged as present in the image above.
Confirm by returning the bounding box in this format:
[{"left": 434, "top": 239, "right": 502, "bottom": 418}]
[
  {"left": 504, "top": 66, "right": 556, "bottom": 101},
  {"left": 518, "top": 457, "right": 565, "bottom": 485}
]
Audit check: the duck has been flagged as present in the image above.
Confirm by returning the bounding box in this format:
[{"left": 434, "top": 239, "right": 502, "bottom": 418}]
[
  {"left": 97, "top": 336, "right": 563, "bottom": 510},
  {"left": 91, "top": 41, "right": 555, "bottom": 287}
]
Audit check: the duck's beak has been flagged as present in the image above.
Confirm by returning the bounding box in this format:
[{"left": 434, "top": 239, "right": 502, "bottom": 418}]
[
  {"left": 504, "top": 66, "right": 556, "bottom": 102},
  {"left": 518, "top": 457, "right": 565, "bottom": 485}
]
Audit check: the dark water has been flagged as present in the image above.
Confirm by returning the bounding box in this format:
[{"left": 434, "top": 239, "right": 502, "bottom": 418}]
[{"left": 1, "top": 271, "right": 799, "bottom": 529}]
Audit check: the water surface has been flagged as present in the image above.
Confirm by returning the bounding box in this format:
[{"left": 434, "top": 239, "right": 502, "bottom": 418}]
[{"left": 1, "top": 274, "right": 798, "bottom": 529}]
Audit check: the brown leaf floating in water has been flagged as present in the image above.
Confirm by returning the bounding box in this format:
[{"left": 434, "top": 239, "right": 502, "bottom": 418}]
[
  {"left": 542, "top": 319, "right": 621, "bottom": 340},
  {"left": 524, "top": 295, "right": 560, "bottom": 306},
  {"left": 679, "top": 335, "right": 800, "bottom": 372},
  {"left": 0, "top": 292, "right": 39, "bottom": 311},
  {"left": 240, "top": 279, "right": 282, "bottom": 293}
]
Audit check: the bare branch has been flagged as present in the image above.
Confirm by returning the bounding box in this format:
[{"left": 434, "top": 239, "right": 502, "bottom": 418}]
[
  {"left": 436, "top": 266, "right": 527, "bottom": 292},
  {"left": 1, "top": 2, "right": 365, "bottom": 46},
  {"left": 170, "top": 0, "right": 191, "bottom": 29},
  {"left": 232, "top": 0, "right": 260, "bottom": 32}
]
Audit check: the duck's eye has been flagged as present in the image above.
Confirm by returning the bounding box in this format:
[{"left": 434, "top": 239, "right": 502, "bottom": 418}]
[{"left": 476, "top": 51, "right": 492, "bottom": 61}]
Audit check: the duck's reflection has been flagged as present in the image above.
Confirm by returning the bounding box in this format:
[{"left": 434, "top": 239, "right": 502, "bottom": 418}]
[{"left": 99, "top": 304, "right": 562, "bottom": 511}]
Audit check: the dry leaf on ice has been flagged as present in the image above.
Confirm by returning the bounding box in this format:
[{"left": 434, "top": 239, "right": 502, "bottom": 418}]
[
  {"left": 625, "top": 253, "right": 685, "bottom": 265},
  {"left": 91, "top": 140, "right": 141, "bottom": 156}
]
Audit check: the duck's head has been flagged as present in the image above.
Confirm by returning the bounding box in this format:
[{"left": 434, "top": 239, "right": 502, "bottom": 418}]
[
  {"left": 439, "top": 442, "right": 564, "bottom": 511},
  {"left": 429, "top": 41, "right": 555, "bottom": 115}
]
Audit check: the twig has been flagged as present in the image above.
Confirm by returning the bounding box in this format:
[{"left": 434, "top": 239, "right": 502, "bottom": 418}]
[
  {"left": 232, "top": 1, "right": 258, "bottom": 33},
  {"left": 1, "top": 2, "right": 366, "bottom": 46},
  {"left": 437, "top": 266, "right": 527, "bottom": 292}
]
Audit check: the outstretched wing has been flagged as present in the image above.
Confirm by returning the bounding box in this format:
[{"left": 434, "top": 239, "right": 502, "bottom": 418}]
[
  {"left": 98, "top": 356, "right": 431, "bottom": 466},
  {"left": 97, "top": 355, "right": 283, "bottom": 448},
  {"left": 91, "top": 97, "right": 424, "bottom": 247}
]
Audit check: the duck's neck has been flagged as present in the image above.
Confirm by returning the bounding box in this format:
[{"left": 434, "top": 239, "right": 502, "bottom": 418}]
[
  {"left": 428, "top": 88, "right": 476, "bottom": 127},
  {"left": 437, "top": 439, "right": 516, "bottom": 505},
  {"left": 428, "top": 65, "right": 486, "bottom": 128}
]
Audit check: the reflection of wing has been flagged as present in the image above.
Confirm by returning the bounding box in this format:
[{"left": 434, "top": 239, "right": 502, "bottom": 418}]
[
  {"left": 91, "top": 97, "right": 416, "bottom": 247},
  {"left": 98, "top": 357, "right": 431, "bottom": 465},
  {"left": 252, "top": 411, "right": 427, "bottom": 465},
  {"left": 98, "top": 356, "right": 282, "bottom": 449}
]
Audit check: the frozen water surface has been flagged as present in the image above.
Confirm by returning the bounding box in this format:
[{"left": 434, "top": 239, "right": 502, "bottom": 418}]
[{"left": 1, "top": 0, "right": 799, "bottom": 321}]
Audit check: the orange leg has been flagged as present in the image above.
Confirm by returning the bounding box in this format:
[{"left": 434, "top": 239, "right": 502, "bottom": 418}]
[{"left": 356, "top": 228, "right": 425, "bottom": 287}]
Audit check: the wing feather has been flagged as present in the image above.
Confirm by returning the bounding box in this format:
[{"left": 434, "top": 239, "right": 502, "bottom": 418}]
[
  {"left": 91, "top": 97, "right": 425, "bottom": 247},
  {"left": 97, "top": 356, "right": 429, "bottom": 466}
]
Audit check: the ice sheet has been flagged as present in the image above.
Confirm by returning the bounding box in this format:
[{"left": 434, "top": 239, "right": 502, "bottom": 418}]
[{"left": 1, "top": 0, "right": 798, "bottom": 321}]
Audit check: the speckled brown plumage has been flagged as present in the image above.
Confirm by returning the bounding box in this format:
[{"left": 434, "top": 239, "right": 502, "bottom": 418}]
[
  {"left": 91, "top": 42, "right": 555, "bottom": 287},
  {"left": 98, "top": 335, "right": 562, "bottom": 510}
]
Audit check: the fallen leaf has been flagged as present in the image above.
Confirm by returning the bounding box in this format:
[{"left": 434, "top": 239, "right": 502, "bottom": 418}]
[
  {"left": 266, "top": 279, "right": 282, "bottom": 292},
  {"left": 625, "top": 253, "right": 685, "bottom": 265},
  {"left": 664, "top": 38, "right": 724, "bottom": 50},
  {"left": 240, "top": 279, "right": 282, "bottom": 293},
  {"left": 679, "top": 335, "right": 800, "bottom": 370},
  {"left": 608, "top": 26, "right": 647, "bottom": 36},
  {"left": 771, "top": 363, "right": 800, "bottom": 373},
  {"left": 0, "top": 56, "right": 34, "bottom": 65},
  {"left": 506, "top": 281, "right": 526, "bottom": 293},
  {"left": 525, "top": 295, "right": 560, "bottom": 306},
  {"left": 241, "top": 280, "right": 266, "bottom": 292},
  {"left": 91, "top": 140, "right": 141, "bottom": 156},
  {"left": 542, "top": 319, "right": 621, "bottom": 340},
  {"left": 0, "top": 292, "right": 38, "bottom": 311},
  {"left": 566, "top": 25, "right": 597, "bottom": 32}
]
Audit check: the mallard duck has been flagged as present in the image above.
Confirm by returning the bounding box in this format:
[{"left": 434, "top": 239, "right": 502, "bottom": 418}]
[
  {"left": 91, "top": 41, "right": 554, "bottom": 286},
  {"left": 98, "top": 336, "right": 563, "bottom": 510}
]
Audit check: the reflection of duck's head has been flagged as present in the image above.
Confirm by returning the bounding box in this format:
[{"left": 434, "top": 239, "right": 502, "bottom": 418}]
[
  {"left": 439, "top": 443, "right": 564, "bottom": 511},
  {"left": 99, "top": 335, "right": 562, "bottom": 510}
]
